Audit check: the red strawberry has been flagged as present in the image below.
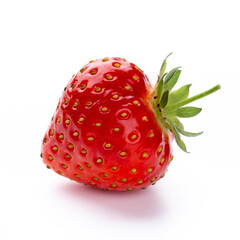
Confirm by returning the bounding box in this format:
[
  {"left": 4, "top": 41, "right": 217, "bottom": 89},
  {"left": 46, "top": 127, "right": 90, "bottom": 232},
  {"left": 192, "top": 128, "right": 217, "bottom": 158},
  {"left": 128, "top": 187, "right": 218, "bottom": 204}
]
[{"left": 41, "top": 55, "right": 220, "bottom": 191}]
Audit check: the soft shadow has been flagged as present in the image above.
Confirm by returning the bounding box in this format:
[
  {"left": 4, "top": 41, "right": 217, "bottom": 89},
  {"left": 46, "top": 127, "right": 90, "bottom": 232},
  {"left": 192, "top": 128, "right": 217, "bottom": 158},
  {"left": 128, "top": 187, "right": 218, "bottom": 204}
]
[{"left": 57, "top": 182, "right": 168, "bottom": 219}]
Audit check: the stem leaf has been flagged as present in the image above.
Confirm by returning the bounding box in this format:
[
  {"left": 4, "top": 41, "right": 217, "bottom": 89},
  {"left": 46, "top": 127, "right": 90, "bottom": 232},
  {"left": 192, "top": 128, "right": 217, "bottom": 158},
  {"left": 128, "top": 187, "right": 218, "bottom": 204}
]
[
  {"left": 155, "top": 73, "right": 167, "bottom": 100},
  {"left": 168, "top": 119, "right": 188, "bottom": 152},
  {"left": 165, "top": 85, "right": 221, "bottom": 113},
  {"left": 176, "top": 107, "right": 202, "bottom": 118},
  {"left": 175, "top": 134, "right": 188, "bottom": 152},
  {"left": 167, "top": 116, "right": 184, "bottom": 130},
  {"left": 159, "top": 53, "right": 172, "bottom": 80},
  {"left": 160, "top": 90, "right": 169, "bottom": 108},
  {"left": 168, "top": 84, "right": 191, "bottom": 105},
  {"left": 164, "top": 70, "right": 181, "bottom": 92},
  {"left": 151, "top": 53, "right": 221, "bottom": 153},
  {"left": 176, "top": 126, "right": 203, "bottom": 137},
  {"left": 164, "top": 67, "right": 181, "bottom": 83}
]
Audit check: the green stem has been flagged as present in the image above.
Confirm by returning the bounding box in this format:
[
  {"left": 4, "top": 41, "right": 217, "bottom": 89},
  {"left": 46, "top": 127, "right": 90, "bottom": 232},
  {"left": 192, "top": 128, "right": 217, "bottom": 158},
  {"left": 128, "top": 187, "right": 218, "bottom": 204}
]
[{"left": 164, "top": 84, "right": 221, "bottom": 113}]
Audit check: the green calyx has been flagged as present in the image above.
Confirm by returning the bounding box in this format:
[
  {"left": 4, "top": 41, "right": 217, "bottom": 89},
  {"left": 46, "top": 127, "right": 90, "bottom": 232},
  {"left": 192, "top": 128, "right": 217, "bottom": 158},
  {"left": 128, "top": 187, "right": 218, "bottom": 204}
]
[{"left": 151, "top": 53, "right": 221, "bottom": 152}]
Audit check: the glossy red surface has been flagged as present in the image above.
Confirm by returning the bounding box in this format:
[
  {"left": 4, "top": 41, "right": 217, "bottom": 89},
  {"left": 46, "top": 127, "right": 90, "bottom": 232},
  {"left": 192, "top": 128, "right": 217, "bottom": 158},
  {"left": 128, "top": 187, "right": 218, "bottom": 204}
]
[{"left": 41, "top": 57, "right": 173, "bottom": 191}]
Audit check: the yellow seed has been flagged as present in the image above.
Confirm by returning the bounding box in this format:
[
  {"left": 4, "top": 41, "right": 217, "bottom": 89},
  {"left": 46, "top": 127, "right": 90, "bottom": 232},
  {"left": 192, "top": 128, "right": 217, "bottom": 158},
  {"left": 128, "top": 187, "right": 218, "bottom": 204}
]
[
  {"left": 105, "top": 143, "right": 112, "bottom": 148},
  {"left": 52, "top": 146, "right": 58, "bottom": 151},
  {"left": 121, "top": 58, "right": 126, "bottom": 61},
  {"left": 86, "top": 101, "right": 92, "bottom": 106},
  {"left": 131, "top": 134, "right": 137, "bottom": 140},
  {"left": 57, "top": 171, "right": 62, "bottom": 175},
  {"left": 73, "top": 132, "right": 79, "bottom": 136},
  {"left": 121, "top": 178, "right": 127, "bottom": 182},
  {"left": 134, "top": 65, "right": 140, "bottom": 70},
  {"left": 73, "top": 102, "right": 78, "bottom": 107},
  {"left": 142, "top": 116, "right": 148, "bottom": 121},
  {"left": 111, "top": 184, "right": 116, "bottom": 187},
  {"left": 133, "top": 100, "right": 139, "bottom": 105},
  {"left": 76, "top": 174, "right": 81, "bottom": 178},
  {"left": 124, "top": 86, "right": 130, "bottom": 90},
  {"left": 57, "top": 118, "right": 61, "bottom": 123},
  {"left": 50, "top": 130, "right": 54, "bottom": 135},
  {"left": 78, "top": 165, "right": 83, "bottom": 170},
  {"left": 62, "top": 164, "right": 67, "bottom": 169},
  {"left": 96, "top": 158, "right": 103, "bottom": 163},
  {"left": 101, "top": 107, "right": 108, "bottom": 112},
  {"left": 79, "top": 117, "right": 85, "bottom": 122},
  {"left": 59, "top": 134, "right": 64, "bottom": 139},
  {"left": 94, "top": 87, "right": 101, "bottom": 92},
  {"left": 65, "top": 119, "right": 70, "bottom": 124},
  {"left": 137, "top": 180, "right": 143, "bottom": 184},
  {"left": 89, "top": 60, "right": 94, "bottom": 63},
  {"left": 64, "top": 99, "right": 69, "bottom": 104},
  {"left": 111, "top": 166, "right": 117, "bottom": 170},
  {"left": 169, "top": 156, "right": 174, "bottom": 162},
  {"left": 160, "top": 157, "right": 165, "bottom": 164},
  {"left": 147, "top": 168, "right": 152, "bottom": 173},
  {"left": 81, "top": 149, "right": 87, "bottom": 154},
  {"left": 90, "top": 69, "right": 97, "bottom": 75},
  {"left": 142, "top": 152, "right": 148, "bottom": 158},
  {"left": 85, "top": 163, "right": 91, "bottom": 168},
  {"left": 112, "top": 94, "right": 119, "bottom": 99},
  {"left": 93, "top": 177, "right": 99, "bottom": 181},
  {"left": 132, "top": 75, "right": 138, "bottom": 81},
  {"left": 130, "top": 168, "right": 136, "bottom": 173},
  {"left": 113, "top": 127, "right": 120, "bottom": 132},
  {"left": 107, "top": 188, "right": 112, "bottom": 191},
  {"left": 80, "top": 84, "right": 86, "bottom": 89},
  {"left": 157, "top": 146, "right": 163, "bottom": 153},
  {"left": 87, "top": 137, "right": 94, "bottom": 141},
  {"left": 95, "top": 122, "right": 101, "bottom": 127},
  {"left": 90, "top": 182, "right": 95, "bottom": 185},
  {"left": 102, "top": 57, "right": 109, "bottom": 62},
  {"left": 119, "top": 152, "right": 127, "bottom": 157},
  {"left": 113, "top": 63, "right": 120, "bottom": 68},
  {"left": 148, "top": 132, "right": 154, "bottom": 138},
  {"left": 80, "top": 68, "right": 85, "bottom": 73},
  {"left": 106, "top": 75, "right": 113, "bottom": 80},
  {"left": 48, "top": 156, "right": 53, "bottom": 160},
  {"left": 71, "top": 83, "right": 76, "bottom": 88},
  {"left": 127, "top": 187, "right": 132, "bottom": 191},
  {"left": 121, "top": 112, "right": 127, "bottom": 117},
  {"left": 102, "top": 173, "right": 108, "bottom": 177},
  {"left": 150, "top": 177, "right": 156, "bottom": 182},
  {"left": 65, "top": 154, "right": 71, "bottom": 159},
  {"left": 161, "top": 174, "right": 165, "bottom": 178},
  {"left": 68, "top": 144, "right": 74, "bottom": 149}
]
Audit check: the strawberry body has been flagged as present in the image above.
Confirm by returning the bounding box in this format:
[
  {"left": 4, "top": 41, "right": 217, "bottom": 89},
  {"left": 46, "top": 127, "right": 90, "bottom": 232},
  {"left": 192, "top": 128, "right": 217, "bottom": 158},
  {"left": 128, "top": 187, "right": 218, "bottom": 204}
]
[{"left": 41, "top": 57, "right": 173, "bottom": 191}]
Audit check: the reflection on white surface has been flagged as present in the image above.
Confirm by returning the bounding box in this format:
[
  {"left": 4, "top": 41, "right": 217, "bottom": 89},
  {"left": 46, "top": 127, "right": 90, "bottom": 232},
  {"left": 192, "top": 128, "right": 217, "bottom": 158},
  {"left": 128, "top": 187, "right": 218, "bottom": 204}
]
[{"left": 57, "top": 182, "right": 167, "bottom": 219}]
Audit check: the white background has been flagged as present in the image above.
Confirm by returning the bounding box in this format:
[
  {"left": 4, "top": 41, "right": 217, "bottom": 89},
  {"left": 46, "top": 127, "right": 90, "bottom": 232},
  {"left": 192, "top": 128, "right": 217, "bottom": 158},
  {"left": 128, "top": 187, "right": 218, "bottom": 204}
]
[{"left": 0, "top": 0, "right": 239, "bottom": 239}]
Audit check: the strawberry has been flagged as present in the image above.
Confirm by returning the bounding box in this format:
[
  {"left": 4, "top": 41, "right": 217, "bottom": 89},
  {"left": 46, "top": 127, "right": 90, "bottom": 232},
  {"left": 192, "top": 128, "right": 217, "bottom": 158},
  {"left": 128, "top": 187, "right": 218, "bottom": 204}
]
[{"left": 41, "top": 54, "right": 220, "bottom": 191}]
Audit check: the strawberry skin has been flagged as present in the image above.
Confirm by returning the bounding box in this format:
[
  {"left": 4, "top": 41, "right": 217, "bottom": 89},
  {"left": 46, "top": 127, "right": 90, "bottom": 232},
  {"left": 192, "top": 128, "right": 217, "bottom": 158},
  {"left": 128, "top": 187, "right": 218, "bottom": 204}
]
[{"left": 41, "top": 57, "right": 173, "bottom": 191}]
